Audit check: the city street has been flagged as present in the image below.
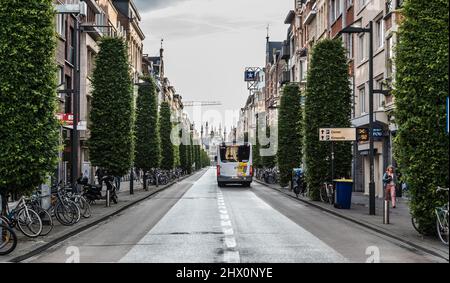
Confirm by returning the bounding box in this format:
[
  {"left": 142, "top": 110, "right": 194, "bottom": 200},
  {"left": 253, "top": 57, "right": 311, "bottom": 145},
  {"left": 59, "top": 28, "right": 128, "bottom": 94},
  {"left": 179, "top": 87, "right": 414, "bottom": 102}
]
[{"left": 25, "top": 168, "right": 445, "bottom": 263}]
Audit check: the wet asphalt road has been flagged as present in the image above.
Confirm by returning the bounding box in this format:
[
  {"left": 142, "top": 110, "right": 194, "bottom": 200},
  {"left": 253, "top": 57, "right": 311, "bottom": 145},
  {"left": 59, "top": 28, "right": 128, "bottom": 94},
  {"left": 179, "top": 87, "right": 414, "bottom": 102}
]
[{"left": 26, "top": 168, "right": 445, "bottom": 263}]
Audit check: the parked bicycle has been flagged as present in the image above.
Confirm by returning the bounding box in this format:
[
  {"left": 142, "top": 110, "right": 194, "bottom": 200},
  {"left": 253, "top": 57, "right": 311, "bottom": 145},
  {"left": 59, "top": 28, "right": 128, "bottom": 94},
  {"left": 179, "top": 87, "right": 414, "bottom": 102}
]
[
  {"left": 27, "top": 193, "right": 54, "bottom": 236},
  {"left": 436, "top": 187, "right": 448, "bottom": 245},
  {"left": 263, "top": 167, "right": 278, "bottom": 184},
  {"left": 411, "top": 186, "right": 449, "bottom": 245},
  {"left": 0, "top": 196, "right": 42, "bottom": 238},
  {"left": 0, "top": 220, "right": 17, "bottom": 255},
  {"left": 320, "top": 182, "right": 335, "bottom": 205}
]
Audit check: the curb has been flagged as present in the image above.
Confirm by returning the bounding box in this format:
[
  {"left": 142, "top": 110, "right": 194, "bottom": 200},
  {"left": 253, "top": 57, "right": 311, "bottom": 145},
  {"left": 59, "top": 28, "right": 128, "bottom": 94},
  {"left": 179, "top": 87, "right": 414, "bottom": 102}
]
[
  {"left": 254, "top": 179, "right": 449, "bottom": 262},
  {"left": 9, "top": 169, "right": 208, "bottom": 263}
]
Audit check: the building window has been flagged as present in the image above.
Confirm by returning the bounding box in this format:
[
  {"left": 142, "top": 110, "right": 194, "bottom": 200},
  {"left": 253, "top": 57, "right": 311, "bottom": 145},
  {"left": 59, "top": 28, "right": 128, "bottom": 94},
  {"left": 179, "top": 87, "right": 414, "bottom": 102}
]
[
  {"left": 346, "top": 34, "right": 353, "bottom": 59},
  {"left": 347, "top": 0, "right": 353, "bottom": 8},
  {"left": 375, "top": 18, "right": 384, "bottom": 49},
  {"left": 300, "top": 60, "right": 307, "bottom": 82},
  {"left": 358, "top": 34, "right": 365, "bottom": 62},
  {"left": 56, "top": 14, "right": 65, "bottom": 37},
  {"left": 376, "top": 78, "right": 385, "bottom": 109},
  {"left": 359, "top": 87, "right": 366, "bottom": 114},
  {"left": 331, "top": 0, "right": 341, "bottom": 22},
  {"left": 386, "top": 36, "right": 394, "bottom": 76},
  {"left": 87, "top": 49, "right": 96, "bottom": 78}
]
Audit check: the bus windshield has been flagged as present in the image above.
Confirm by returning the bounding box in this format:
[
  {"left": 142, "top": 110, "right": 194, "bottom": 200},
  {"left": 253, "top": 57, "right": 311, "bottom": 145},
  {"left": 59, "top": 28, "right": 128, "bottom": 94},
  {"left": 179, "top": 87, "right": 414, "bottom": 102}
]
[{"left": 219, "top": 145, "right": 250, "bottom": 163}]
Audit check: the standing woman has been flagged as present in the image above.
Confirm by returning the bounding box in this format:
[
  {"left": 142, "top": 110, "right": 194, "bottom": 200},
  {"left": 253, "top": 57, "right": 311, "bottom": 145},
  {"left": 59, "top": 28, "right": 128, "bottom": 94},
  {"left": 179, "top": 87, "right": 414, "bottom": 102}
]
[{"left": 383, "top": 165, "right": 397, "bottom": 208}]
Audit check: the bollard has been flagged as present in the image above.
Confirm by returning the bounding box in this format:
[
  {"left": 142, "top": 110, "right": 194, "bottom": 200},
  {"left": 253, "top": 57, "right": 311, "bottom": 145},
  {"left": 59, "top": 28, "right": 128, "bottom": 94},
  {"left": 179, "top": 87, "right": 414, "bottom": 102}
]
[
  {"left": 106, "top": 190, "right": 110, "bottom": 207},
  {"left": 383, "top": 200, "right": 390, "bottom": 224},
  {"left": 41, "top": 184, "right": 51, "bottom": 210}
]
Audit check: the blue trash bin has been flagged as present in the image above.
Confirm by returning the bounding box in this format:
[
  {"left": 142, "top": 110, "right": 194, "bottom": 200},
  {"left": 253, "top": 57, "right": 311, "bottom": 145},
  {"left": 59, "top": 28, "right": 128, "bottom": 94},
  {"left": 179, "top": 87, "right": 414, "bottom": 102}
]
[{"left": 334, "top": 179, "right": 353, "bottom": 209}]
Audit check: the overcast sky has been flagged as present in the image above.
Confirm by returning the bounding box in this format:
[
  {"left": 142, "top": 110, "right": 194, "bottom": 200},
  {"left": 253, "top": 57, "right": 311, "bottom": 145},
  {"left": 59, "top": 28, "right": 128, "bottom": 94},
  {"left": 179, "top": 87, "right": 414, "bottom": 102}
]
[{"left": 135, "top": 0, "right": 292, "bottom": 131}]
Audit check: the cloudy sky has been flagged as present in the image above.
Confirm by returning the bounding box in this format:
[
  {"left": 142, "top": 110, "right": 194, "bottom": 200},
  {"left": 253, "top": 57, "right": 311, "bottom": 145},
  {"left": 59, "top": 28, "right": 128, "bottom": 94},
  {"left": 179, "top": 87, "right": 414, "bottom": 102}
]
[{"left": 135, "top": 0, "right": 292, "bottom": 131}]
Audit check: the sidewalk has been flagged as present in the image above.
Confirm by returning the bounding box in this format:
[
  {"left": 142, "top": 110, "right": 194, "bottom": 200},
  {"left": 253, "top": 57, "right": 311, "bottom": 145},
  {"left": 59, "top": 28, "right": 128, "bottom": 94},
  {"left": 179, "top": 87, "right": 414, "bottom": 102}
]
[
  {"left": 1, "top": 170, "right": 206, "bottom": 263},
  {"left": 255, "top": 179, "right": 449, "bottom": 261}
]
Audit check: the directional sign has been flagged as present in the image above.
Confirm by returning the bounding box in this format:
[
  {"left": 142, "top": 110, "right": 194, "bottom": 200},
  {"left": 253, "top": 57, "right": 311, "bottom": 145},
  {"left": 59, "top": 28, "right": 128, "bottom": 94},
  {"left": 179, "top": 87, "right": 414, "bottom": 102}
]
[{"left": 319, "top": 128, "right": 356, "bottom": 142}]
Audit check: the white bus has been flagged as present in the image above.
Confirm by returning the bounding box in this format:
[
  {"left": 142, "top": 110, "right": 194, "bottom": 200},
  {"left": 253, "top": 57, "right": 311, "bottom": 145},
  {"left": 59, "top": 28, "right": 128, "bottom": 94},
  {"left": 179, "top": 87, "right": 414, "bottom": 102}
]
[{"left": 215, "top": 142, "right": 253, "bottom": 187}]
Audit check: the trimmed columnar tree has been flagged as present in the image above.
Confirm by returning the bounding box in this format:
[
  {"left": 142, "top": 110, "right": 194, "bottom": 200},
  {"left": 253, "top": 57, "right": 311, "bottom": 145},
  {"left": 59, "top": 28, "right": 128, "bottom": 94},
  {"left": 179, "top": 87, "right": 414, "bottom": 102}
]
[
  {"left": 134, "top": 76, "right": 160, "bottom": 189},
  {"left": 304, "top": 39, "right": 352, "bottom": 201},
  {"left": 89, "top": 37, "right": 134, "bottom": 176},
  {"left": 252, "top": 116, "right": 261, "bottom": 169},
  {"left": 186, "top": 132, "right": 193, "bottom": 174},
  {"left": 179, "top": 128, "right": 188, "bottom": 173},
  {"left": 195, "top": 144, "right": 201, "bottom": 171},
  {"left": 393, "top": 0, "right": 449, "bottom": 234},
  {"left": 201, "top": 149, "right": 210, "bottom": 168},
  {"left": 0, "top": 0, "right": 59, "bottom": 205},
  {"left": 159, "top": 102, "right": 174, "bottom": 170},
  {"left": 277, "top": 83, "right": 303, "bottom": 187}
]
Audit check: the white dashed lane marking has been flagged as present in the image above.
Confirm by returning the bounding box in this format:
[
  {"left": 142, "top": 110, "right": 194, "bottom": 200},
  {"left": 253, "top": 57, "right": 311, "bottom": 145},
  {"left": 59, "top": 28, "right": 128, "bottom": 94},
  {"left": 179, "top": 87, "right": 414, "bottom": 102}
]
[{"left": 217, "top": 189, "right": 240, "bottom": 263}]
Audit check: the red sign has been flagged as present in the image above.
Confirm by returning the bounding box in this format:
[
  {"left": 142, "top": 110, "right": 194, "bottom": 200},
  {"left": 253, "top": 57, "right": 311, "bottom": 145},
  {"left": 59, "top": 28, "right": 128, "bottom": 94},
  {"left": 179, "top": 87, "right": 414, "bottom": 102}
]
[{"left": 57, "top": 113, "right": 74, "bottom": 125}]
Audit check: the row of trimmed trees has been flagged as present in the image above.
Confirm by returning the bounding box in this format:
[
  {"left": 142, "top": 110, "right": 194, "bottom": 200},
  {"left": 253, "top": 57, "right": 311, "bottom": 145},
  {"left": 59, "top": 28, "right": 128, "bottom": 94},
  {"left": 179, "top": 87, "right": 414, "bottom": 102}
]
[
  {"left": 255, "top": 39, "right": 352, "bottom": 200},
  {"left": 89, "top": 37, "right": 209, "bottom": 182},
  {"left": 255, "top": 0, "right": 449, "bottom": 234},
  {"left": 0, "top": 0, "right": 208, "bottom": 212}
]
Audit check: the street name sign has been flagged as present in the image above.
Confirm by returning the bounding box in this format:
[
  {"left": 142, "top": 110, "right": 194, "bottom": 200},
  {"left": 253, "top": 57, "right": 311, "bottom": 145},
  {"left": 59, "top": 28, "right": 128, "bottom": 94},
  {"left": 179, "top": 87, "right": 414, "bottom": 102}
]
[{"left": 319, "top": 128, "right": 356, "bottom": 142}]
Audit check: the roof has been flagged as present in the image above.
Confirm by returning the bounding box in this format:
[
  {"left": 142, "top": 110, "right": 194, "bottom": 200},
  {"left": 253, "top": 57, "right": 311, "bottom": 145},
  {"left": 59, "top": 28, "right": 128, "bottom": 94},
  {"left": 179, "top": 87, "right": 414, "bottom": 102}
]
[
  {"left": 284, "top": 10, "right": 295, "bottom": 24},
  {"left": 266, "top": 41, "right": 282, "bottom": 64}
]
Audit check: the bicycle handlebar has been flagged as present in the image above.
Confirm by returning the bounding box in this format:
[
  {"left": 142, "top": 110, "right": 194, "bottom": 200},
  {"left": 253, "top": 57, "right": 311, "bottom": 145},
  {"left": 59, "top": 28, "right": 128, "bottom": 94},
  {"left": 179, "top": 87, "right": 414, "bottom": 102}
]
[{"left": 437, "top": 187, "right": 449, "bottom": 192}]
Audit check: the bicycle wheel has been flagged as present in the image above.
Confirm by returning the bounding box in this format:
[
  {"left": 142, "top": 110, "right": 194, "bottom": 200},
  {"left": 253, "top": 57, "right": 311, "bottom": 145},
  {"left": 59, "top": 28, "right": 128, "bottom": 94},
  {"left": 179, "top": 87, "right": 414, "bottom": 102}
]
[
  {"left": 16, "top": 208, "right": 42, "bottom": 238},
  {"left": 78, "top": 196, "right": 92, "bottom": 218},
  {"left": 33, "top": 207, "right": 54, "bottom": 236},
  {"left": 437, "top": 216, "right": 449, "bottom": 245},
  {"left": 319, "top": 186, "right": 329, "bottom": 203},
  {"left": 68, "top": 200, "right": 81, "bottom": 223},
  {"left": 55, "top": 201, "right": 76, "bottom": 226},
  {"left": 0, "top": 223, "right": 17, "bottom": 255}
]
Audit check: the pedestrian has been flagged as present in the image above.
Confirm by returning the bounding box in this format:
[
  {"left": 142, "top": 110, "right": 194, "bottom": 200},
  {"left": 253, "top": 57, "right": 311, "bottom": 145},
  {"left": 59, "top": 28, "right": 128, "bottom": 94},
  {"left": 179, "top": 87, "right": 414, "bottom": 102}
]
[
  {"left": 115, "top": 175, "right": 121, "bottom": 191},
  {"left": 383, "top": 165, "right": 397, "bottom": 208},
  {"left": 95, "top": 168, "right": 104, "bottom": 186}
]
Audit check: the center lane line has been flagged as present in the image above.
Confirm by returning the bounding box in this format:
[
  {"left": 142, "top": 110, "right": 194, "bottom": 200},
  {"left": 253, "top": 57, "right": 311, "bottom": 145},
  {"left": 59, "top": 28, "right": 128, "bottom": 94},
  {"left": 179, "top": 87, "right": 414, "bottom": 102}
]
[{"left": 217, "top": 189, "right": 240, "bottom": 263}]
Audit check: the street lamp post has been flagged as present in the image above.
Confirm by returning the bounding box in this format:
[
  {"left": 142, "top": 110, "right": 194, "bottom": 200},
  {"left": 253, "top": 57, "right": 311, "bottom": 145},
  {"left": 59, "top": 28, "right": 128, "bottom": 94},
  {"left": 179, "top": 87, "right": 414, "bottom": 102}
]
[{"left": 339, "top": 21, "right": 378, "bottom": 215}]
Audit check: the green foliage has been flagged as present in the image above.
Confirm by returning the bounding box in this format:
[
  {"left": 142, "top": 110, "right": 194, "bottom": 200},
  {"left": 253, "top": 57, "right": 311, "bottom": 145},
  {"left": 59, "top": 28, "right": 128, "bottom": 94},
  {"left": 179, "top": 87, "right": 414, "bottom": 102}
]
[
  {"left": 179, "top": 128, "right": 188, "bottom": 172},
  {"left": 173, "top": 144, "right": 180, "bottom": 167},
  {"left": 200, "top": 149, "right": 210, "bottom": 168},
  {"left": 304, "top": 39, "right": 352, "bottom": 201},
  {"left": 0, "top": 0, "right": 59, "bottom": 196},
  {"left": 277, "top": 84, "right": 303, "bottom": 187},
  {"left": 134, "top": 76, "right": 160, "bottom": 171},
  {"left": 252, "top": 116, "right": 261, "bottom": 168},
  {"left": 159, "top": 102, "right": 174, "bottom": 170},
  {"left": 89, "top": 37, "right": 134, "bottom": 176},
  {"left": 186, "top": 133, "right": 193, "bottom": 174},
  {"left": 193, "top": 142, "right": 200, "bottom": 171},
  {"left": 393, "top": 0, "right": 449, "bottom": 234}
]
